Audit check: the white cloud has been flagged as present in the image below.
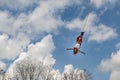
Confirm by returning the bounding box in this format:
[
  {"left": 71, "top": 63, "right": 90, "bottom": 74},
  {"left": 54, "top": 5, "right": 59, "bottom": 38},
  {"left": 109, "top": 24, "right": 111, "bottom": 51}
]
[
  {"left": 6, "top": 34, "right": 56, "bottom": 78},
  {"left": 0, "top": 61, "right": 6, "bottom": 71},
  {"left": 116, "top": 42, "right": 120, "bottom": 49},
  {"left": 0, "top": 0, "right": 84, "bottom": 63},
  {"left": 15, "top": 52, "right": 27, "bottom": 62},
  {"left": 12, "top": 34, "right": 55, "bottom": 65},
  {"left": 27, "top": 35, "right": 55, "bottom": 64},
  {"left": 0, "top": 0, "right": 118, "bottom": 43},
  {"left": 28, "top": 0, "right": 82, "bottom": 34},
  {"left": 0, "top": 0, "right": 85, "bottom": 62},
  {"left": 99, "top": 50, "right": 120, "bottom": 80},
  {"left": 66, "top": 13, "right": 96, "bottom": 31},
  {"left": 64, "top": 64, "right": 74, "bottom": 73},
  {"left": 0, "top": 0, "right": 39, "bottom": 10},
  {"left": 0, "top": 34, "right": 30, "bottom": 60},
  {"left": 88, "top": 24, "right": 117, "bottom": 42},
  {"left": 28, "top": 2, "right": 63, "bottom": 34},
  {"left": 0, "top": 0, "right": 82, "bottom": 10},
  {"left": 87, "top": 13, "right": 117, "bottom": 42},
  {"left": 66, "top": 13, "right": 117, "bottom": 43},
  {"left": 110, "top": 70, "right": 120, "bottom": 80},
  {"left": 91, "top": 0, "right": 119, "bottom": 9},
  {"left": 6, "top": 35, "right": 87, "bottom": 79},
  {"left": 0, "top": 11, "right": 28, "bottom": 36},
  {"left": 66, "top": 18, "right": 83, "bottom": 30},
  {"left": 0, "top": 11, "right": 36, "bottom": 38},
  {"left": 0, "top": 0, "right": 83, "bottom": 38},
  {"left": 91, "top": 0, "right": 105, "bottom": 8},
  {"left": 0, "top": 11, "right": 15, "bottom": 35}
]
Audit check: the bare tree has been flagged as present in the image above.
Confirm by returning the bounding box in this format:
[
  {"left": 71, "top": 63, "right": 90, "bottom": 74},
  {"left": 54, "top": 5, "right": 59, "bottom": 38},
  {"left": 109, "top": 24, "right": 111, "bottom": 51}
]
[
  {"left": 12, "top": 59, "right": 55, "bottom": 80},
  {"left": 84, "top": 69, "right": 92, "bottom": 80},
  {"left": 2, "top": 59, "right": 91, "bottom": 80},
  {"left": 62, "top": 69, "right": 92, "bottom": 80},
  {"left": 0, "top": 69, "right": 7, "bottom": 80},
  {"left": 0, "top": 69, "right": 4, "bottom": 80},
  {"left": 13, "top": 59, "right": 40, "bottom": 80}
]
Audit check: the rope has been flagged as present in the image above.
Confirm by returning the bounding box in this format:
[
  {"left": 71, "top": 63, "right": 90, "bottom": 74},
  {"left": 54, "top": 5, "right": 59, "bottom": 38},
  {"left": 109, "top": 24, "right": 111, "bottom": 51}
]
[
  {"left": 81, "top": 0, "right": 94, "bottom": 32},
  {"left": 82, "top": 13, "right": 90, "bottom": 32}
]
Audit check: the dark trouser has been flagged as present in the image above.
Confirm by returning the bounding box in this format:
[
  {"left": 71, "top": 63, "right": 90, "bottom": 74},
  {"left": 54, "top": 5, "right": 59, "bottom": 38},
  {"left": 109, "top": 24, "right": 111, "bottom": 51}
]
[{"left": 81, "top": 32, "right": 85, "bottom": 36}]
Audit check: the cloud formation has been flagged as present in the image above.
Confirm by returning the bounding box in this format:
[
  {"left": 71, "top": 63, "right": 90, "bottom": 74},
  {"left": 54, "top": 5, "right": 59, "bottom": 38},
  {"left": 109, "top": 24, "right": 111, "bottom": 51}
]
[
  {"left": 27, "top": 34, "right": 56, "bottom": 65},
  {"left": 6, "top": 34, "right": 56, "bottom": 77},
  {"left": 0, "top": 0, "right": 39, "bottom": 10},
  {"left": 0, "top": 0, "right": 82, "bottom": 10},
  {"left": 99, "top": 50, "right": 120, "bottom": 80},
  {"left": 66, "top": 18, "right": 83, "bottom": 30},
  {"left": 91, "top": 0, "right": 119, "bottom": 8},
  {"left": 88, "top": 24, "right": 117, "bottom": 42},
  {"left": 64, "top": 64, "right": 74, "bottom": 73},
  {"left": 87, "top": 13, "right": 117, "bottom": 42},
  {"left": 7, "top": 34, "right": 55, "bottom": 66},
  {"left": 66, "top": 13, "right": 117, "bottom": 43},
  {"left": 0, "top": 0, "right": 83, "bottom": 60},
  {"left": 0, "top": 11, "right": 15, "bottom": 35},
  {"left": 0, "top": 0, "right": 117, "bottom": 44},
  {"left": 0, "top": 34, "right": 29, "bottom": 59},
  {"left": 6, "top": 35, "right": 87, "bottom": 80},
  {"left": 15, "top": 34, "right": 55, "bottom": 65},
  {"left": 0, "top": 0, "right": 83, "bottom": 38},
  {"left": 0, "top": 61, "right": 6, "bottom": 70},
  {"left": 0, "top": 1, "right": 82, "bottom": 61},
  {"left": 116, "top": 42, "right": 120, "bottom": 49}
]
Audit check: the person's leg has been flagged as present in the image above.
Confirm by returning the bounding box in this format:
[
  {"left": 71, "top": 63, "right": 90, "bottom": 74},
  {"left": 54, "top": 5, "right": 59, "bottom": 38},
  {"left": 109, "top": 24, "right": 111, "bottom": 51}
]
[
  {"left": 74, "top": 43, "right": 80, "bottom": 49},
  {"left": 81, "top": 32, "right": 85, "bottom": 36},
  {"left": 73, "top": 43, "right": 80, "bottom": 54}
]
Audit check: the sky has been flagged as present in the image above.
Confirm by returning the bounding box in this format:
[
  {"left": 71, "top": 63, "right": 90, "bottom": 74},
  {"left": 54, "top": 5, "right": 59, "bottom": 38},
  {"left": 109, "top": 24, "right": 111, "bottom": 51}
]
[{"left": 0, "top": 0, "right": 120, "bottom": 80}]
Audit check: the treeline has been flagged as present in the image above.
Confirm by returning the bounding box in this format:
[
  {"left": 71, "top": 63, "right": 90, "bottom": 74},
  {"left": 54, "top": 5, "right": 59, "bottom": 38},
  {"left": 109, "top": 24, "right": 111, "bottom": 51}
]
[{"left": 0, "top": 59, "right": 92, "bottom": 80}]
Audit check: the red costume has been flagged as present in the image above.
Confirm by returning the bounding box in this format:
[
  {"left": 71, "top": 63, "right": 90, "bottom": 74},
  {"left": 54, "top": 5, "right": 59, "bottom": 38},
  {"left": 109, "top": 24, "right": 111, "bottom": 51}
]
[
  {"left": 73, "top": 32, "right": 84, "bottom": 55},
  {"left": 66, "top": 32, "right": 85, "bottom": 55},
  {"left": 76, "top": 35, "right": 82, "bottom": 45}
]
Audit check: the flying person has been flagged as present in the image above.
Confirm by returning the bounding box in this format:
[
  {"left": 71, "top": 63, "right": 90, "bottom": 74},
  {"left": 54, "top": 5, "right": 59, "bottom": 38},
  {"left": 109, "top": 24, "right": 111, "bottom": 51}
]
[
  {"left": 66, "top": 32, "right": 85, "bottom": 55},
  {"left": 73, "top": 32, "right": 85, "bottom": 54},
  {"left": 76, "top": 32, "right": 84, "bottom": 46}
]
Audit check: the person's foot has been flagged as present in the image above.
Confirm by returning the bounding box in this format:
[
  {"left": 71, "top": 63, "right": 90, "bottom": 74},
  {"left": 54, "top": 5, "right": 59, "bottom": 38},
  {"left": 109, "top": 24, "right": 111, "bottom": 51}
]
[{"left": 81, "top": 32, "right": 85, "bottom": 36}]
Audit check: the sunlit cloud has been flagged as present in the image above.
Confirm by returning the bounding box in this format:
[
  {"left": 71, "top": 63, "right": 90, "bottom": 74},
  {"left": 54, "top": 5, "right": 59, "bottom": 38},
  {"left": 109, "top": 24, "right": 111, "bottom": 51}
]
[
  {"left": 99, "top": 50, "right": 120, "bottom": 80},
  {"left": 116, "top": 42, "right": 120, "bottom": 49},
  {"left": 66, "top": 13, "right": 117, "bottom": 43},
  {"left": 0, "top": 61, "right": 6, "bottom": 70},
  {"left": 91, "top": 0, "right": 119, "bottom": 9}
]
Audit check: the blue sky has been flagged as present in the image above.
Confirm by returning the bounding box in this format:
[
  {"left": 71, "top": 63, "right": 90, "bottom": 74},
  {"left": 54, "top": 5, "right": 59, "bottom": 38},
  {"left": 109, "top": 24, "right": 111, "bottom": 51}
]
[{"left": 0, "top": 0, "right": 120, "bottom": 80}]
